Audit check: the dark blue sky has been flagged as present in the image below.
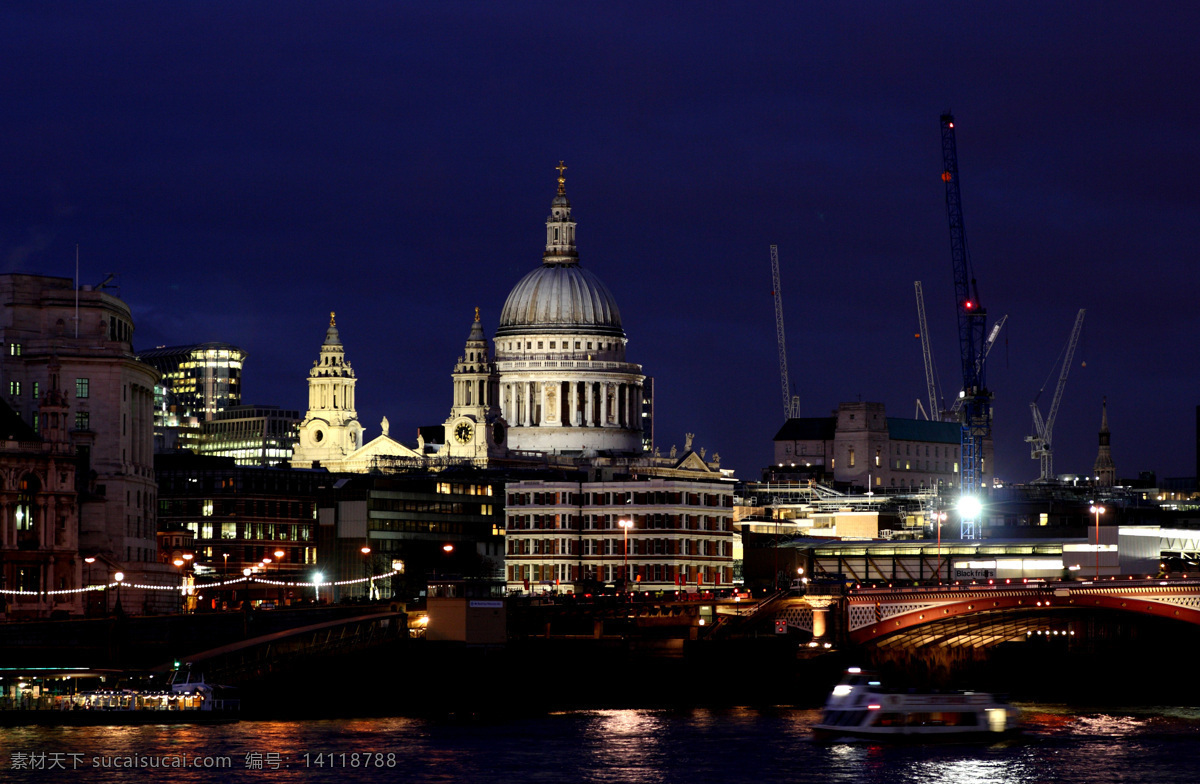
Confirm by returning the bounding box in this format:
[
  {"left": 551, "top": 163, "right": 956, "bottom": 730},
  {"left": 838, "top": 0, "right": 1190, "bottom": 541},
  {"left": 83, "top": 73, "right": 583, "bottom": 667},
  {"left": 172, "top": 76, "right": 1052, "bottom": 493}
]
[{"left": 2, "top": 3, "right": 1197, "bottom": 482}]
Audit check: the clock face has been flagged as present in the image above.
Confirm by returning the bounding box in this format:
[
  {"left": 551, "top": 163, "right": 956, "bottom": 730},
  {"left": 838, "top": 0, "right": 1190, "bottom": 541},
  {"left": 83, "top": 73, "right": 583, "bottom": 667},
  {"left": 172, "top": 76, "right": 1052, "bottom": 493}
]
[{"left": 454, "top": 422, "right": 473, "bottom": 444}]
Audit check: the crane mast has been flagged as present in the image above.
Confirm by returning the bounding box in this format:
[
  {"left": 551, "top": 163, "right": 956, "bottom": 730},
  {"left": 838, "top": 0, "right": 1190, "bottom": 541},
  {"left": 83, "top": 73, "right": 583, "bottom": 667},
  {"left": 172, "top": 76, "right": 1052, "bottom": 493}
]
[
  {"left": 1026, "top": 309, "right": 1086, "bottom": 482},
  {"left": 949, "top": 313, "right": 1007, "bottom": 413},
  {"left": 941, "top": 113, "right": 991, "bottom": 539},
  {"left": 914, "top": 281, "right": 940, "bottom": 420},
  {"left": 770, "top": 245, "right": 799, "bottom": 419}
]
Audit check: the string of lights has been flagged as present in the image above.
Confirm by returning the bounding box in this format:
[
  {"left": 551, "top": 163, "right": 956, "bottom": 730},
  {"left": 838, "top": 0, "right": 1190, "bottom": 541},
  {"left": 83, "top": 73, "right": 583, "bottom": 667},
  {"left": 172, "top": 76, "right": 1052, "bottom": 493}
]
[{"left": 0, "top": 568, "right": 401, "bottom": 596}]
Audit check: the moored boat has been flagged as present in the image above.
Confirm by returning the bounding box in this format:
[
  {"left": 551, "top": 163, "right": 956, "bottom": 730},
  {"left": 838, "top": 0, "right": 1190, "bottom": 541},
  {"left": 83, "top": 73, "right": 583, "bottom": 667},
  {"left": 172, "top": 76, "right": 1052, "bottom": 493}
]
[
  {"left": 0, "top": 672, "right": 239, "bottom": 726},
  {"left": 812, "top": 667, "right": 1019, "bottom": 741}
]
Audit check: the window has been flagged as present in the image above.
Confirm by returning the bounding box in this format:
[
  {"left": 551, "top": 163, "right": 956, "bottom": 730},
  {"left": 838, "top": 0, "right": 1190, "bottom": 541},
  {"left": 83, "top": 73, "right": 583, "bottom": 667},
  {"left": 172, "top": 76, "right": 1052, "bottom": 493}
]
[
  {"left": 76, "top": 378, "right": 90, "bottom": 399},
  {"left": 849, "top": 448, "right": 855, "bottom": 468},
  {"left": 549, "top": 341, "right": 556, "bottom": 349},
  {"left": 74, "top": 411, "right": 90, "bottom": 430},
  {"left": 8, "top": 343, "right": 21, "bottom": 356},
  {"left": 15, "top": 475, "right": 37, "bottom": 532},
  {"left": 8, "top": 381, "right": 19, "bottom": 395},
  {"left": 32, "top": 382, "right": 38, "bottom": 399}
]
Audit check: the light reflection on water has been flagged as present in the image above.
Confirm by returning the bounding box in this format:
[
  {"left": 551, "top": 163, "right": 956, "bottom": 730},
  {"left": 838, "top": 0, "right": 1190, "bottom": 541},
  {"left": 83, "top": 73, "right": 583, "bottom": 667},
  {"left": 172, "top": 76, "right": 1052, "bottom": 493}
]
[{"left": 4, "top": 705, "right": 1200, "bottom": 783}]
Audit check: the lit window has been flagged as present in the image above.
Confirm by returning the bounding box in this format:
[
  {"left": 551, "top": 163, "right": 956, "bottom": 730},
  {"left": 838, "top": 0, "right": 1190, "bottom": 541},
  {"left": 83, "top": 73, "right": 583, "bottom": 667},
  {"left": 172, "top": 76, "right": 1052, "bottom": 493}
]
[
  {"left": 76, "top": 378, "right": 90, "bottom": 398},
  {"left": 8, "top": 381, "right": 19, "bottom": 395},
  {"left": 8, "top": 343, "right": 21, "bottom": 356},
  {"left": 31, "top": 382, "right": 38, "bottom": 399},
  {"left": 74, "top": 411, "right": 90, "bottom": 430}
]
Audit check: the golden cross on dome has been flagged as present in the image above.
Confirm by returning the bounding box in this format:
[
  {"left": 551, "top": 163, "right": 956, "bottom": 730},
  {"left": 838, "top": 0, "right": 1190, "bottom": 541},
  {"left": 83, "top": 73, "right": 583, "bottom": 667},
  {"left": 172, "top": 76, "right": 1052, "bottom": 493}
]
[
  {"left": 330, "top": 311, "right": 336, "bottom": 327},
  {"left": 474, "top": 306, "right": 480, "bottom": 323},
  {"left": 556, "top": 160, "right": 567, "bottom": 195}
]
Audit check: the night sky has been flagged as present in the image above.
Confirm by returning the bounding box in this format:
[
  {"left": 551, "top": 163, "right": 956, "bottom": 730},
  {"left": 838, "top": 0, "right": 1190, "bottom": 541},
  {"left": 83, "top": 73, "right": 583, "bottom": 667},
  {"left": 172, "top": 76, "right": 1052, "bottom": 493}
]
[{"left": 2, "top": 3, "right": 1197, "bottom": 484}]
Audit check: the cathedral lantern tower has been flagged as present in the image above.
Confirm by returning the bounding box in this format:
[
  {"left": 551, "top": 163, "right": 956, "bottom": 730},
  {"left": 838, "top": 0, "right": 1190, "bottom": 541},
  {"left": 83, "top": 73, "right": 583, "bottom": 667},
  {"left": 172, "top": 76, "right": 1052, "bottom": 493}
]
[
  {"left": 291, "top": 313, "right": 364, "bottom": 468},
  {"left": 443, "top": 308, "right": 507, "bottom": 461},
  {"left": 492, "top": 163, "right": 645, "bottom": 454}
]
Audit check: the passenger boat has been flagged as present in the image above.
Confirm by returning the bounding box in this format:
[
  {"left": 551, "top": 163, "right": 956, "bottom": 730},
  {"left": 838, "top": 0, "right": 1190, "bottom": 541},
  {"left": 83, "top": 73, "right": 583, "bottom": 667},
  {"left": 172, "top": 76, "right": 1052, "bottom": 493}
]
[
  {"left": 812, "top": 668, "right": 1020, "bottom": 741},
  {"left": 0, "top": 673, "right": 239, "bottom": 726}
]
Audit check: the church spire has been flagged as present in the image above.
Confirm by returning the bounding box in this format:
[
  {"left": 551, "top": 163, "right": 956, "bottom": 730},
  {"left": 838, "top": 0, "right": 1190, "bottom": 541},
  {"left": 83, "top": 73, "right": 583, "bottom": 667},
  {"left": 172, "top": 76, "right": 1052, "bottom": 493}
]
[
  {"left": 1094, "top": 396, "right": 1116, "bottom": 487},
  {"left": 544, "top": 161, "right": 578, "bottom": 264}
]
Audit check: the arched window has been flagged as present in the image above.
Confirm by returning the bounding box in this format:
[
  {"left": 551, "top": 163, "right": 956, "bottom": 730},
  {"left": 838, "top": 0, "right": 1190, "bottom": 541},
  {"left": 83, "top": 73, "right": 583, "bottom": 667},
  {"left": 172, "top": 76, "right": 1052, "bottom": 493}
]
[{"left": 16, "top": 474, "right": 39, "bottom": 534}]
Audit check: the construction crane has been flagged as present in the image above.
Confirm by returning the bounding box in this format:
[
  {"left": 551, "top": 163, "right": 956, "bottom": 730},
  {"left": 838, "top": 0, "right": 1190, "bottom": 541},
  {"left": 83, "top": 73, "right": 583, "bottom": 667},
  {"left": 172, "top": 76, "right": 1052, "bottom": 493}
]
[
  {"left": 949, "top": 313, "right": 1007, "bottom": 413},
  {"left": 940, "top": 112, "right": 992, "bottom": 539},
  {"left": 914, "top": 281, "right": 940, "bottom": 421},
  {"left": 1026, "top": 309, "right": 1086, "bottom": 482},
  {"left": 770, "top": 245, "right": 800, "bottom": 419}
]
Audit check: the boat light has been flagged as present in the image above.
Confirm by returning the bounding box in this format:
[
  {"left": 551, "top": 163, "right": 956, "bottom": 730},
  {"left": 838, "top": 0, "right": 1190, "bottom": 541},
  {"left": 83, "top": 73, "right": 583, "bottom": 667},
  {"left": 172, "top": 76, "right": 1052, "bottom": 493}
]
[
  {"left": 847, "top": 667, "right": 862, "bottom": 674},
  {"left": 867, "top": 704, "right": 881, "bottom": 710},
  {"left": 832, "top": 685, "right": 853, "bottom": 697},
  {"left": 868, "top": 681, "right": 881, "bottom": 686}
]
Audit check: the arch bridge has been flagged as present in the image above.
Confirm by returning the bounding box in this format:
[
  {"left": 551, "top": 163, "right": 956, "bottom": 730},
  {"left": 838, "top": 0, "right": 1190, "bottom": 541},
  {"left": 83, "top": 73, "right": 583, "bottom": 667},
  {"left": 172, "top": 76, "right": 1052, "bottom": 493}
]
[{"left": 839, "top": 579, "right": 1200, "bottom": 648}]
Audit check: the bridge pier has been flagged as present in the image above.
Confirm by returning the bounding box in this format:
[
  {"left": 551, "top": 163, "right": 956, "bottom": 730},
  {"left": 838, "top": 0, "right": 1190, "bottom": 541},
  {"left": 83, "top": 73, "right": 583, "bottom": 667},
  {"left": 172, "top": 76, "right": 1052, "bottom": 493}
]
[{"left": 805, "top": 596, "right": 835, "bottom": 641}]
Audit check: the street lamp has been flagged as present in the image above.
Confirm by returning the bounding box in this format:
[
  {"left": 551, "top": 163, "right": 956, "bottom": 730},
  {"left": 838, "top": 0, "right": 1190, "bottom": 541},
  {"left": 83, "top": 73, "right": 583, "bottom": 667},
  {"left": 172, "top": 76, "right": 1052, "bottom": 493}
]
[
  {"left": 83, "top": 557, "right": 97, "bottom": 617},
  {"left": 221, "top": 553, "right": 231, "bottom": 609},
  {"left": 935, "top": 511, "right": 948, "bottom": 583},
  {"left": 618, "top": 519, "right": 633, "bottom": 591},
  {"left": 173, "top": 559, "right": 188, "bottom": 614},
  {"left": 361, "top": 546, "right": 372, "bottom": 601},
  {"left": 273, "top": 549, "right": 286, "bottom": 604},
  {"left": 113, "top": 571, "right": 125, "bottom": 616},
  {"left": 1090, "top": 505, "right": 1106, "bottom": 578}
]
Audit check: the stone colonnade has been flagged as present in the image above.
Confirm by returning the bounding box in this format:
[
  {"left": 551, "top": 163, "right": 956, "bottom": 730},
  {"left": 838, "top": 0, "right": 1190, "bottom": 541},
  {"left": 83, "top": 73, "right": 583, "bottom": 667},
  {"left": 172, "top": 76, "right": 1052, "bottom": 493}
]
[{"left": 501, "top": 379, "right": 642, "bottom": 429}]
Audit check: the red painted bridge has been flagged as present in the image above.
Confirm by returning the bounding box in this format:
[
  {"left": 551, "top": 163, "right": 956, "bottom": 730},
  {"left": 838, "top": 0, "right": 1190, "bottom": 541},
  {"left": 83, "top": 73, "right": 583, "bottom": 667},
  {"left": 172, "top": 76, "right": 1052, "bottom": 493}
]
[{"left": 778, "top": 578, "right": 1200, "bottom": 649}]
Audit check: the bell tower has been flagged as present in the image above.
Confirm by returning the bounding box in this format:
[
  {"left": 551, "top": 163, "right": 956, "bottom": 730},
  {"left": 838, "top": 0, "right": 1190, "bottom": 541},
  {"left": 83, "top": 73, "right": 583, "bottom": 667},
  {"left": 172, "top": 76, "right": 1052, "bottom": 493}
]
[
  {"left": 291, "top": 312, "right": 364, "bottom": 468},
  {"left": 443, "top": 308, "right": 506, "bottom": 462}
]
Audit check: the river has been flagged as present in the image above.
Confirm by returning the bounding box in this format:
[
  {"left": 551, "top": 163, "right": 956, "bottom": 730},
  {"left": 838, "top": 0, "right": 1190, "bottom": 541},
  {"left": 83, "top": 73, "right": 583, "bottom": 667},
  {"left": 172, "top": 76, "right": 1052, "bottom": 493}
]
[{"left": 3, "top": 703, "right": 1198, "bottom": 783}]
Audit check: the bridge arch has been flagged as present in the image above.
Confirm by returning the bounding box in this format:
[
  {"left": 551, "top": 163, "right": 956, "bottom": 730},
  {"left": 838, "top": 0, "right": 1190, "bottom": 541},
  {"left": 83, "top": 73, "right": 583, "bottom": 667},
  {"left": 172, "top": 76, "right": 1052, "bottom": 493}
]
[{"left": 846, "top": 582, "right": 1200, "bottom": 647}]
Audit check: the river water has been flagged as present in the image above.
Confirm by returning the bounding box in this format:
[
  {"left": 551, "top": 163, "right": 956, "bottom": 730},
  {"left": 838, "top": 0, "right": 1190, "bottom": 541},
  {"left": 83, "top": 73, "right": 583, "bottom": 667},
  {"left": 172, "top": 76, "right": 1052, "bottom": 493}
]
[{"left": 3, "top": 704, "right": 1198, "bottom": 783}]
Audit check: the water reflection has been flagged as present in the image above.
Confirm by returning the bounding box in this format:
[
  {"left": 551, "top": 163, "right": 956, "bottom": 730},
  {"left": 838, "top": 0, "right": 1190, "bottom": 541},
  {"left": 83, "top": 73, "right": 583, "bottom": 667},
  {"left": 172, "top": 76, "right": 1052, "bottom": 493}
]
[{"left": 581, "top": 710, "right": 666, "bottom": 782}]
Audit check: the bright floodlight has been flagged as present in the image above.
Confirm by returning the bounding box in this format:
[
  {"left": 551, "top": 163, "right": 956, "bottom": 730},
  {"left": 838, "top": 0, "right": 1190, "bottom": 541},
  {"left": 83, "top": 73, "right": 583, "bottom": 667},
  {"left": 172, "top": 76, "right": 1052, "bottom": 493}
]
[
  {"left": 958, "top": 495, "right": 983, "bottom": 518},
  {"left": 313, "top": 572, "right": 324, "bottom": 584}
]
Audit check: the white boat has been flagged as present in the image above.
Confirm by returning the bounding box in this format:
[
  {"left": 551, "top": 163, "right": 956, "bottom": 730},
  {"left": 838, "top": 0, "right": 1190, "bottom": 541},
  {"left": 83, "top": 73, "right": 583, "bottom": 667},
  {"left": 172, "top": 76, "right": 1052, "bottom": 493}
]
[{"left": 812, "top": 668, "right": 1020, "bottom": 741}]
